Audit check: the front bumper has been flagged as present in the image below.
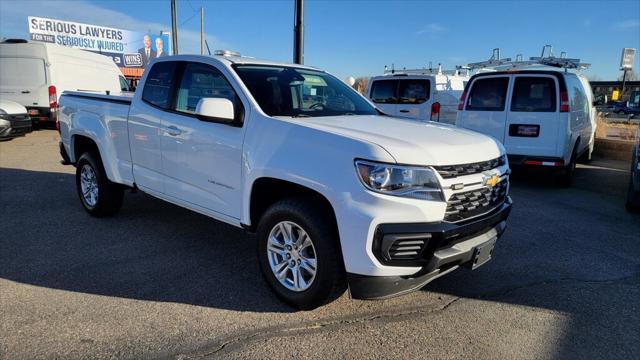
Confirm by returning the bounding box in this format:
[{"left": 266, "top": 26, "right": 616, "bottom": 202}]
[
  {"left": 348, "top": 198, "right": 511, "bottom": 300},
  {"left": 0, "top": 116, "right": 32, "bottom": 139}
]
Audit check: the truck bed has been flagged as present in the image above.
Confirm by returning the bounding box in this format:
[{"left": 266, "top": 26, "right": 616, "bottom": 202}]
[{"left": 62, "top": 91, "right": 134, "bottom": 105}]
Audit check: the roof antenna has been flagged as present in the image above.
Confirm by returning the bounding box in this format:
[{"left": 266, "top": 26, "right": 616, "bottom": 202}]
[
  {"left": 204, "top": 39, "right": 212, "bottom": 55},
  {"left": 429, "top": 61, "right": 433, "bottom": 73},
  {"left": 391, "top": 63, "right": 395, "bottom": 74}
]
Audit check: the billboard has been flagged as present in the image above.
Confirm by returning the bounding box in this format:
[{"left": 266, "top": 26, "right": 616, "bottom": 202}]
[
  {"left": 620, "top": 48, "right": 636, "bottom": 70},
  {"left": 28, "top": 16, "right": 170, "bottom": 69}
]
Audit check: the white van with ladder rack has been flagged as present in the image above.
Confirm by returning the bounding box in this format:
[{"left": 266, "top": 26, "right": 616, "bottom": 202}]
[
  {"left": 366, "top": 64, "right": 469, "bottom": 124},
  {"left": 456, "top": 46, "right": 596, "bottom": 186}
]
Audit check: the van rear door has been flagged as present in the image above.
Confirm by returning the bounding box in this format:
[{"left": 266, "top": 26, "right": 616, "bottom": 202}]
[
  {"left": 504, "top": 75, "right": 560, "bottom": 157},
  {"left": 0, "top": 57, "right": 48, "bottom": 109},
  {"left": 458, "top": 75, "right": 511, "bottom": 143},
  {"left": 396, "top": 78, "right": 431, "bottom": 121},
  {"left": 369, "top": 79, "right": 398, "bottom": 116}
]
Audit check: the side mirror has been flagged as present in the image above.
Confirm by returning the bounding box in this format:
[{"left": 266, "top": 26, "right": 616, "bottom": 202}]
[
  {"left": 195, "top": 98, "right": 235, "bottom": 122},
  {"left": 592, "top": 100, "right": 598, "bottom": 107}
]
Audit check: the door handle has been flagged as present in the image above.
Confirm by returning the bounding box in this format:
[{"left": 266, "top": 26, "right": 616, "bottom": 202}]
[
  {"left": 21, "top": 90, "right": 31, "bottom": 94},
  {"left": 399, "top": 109, "right": 410, "bottom": 113},
  {"left": 165, "top": 125, "right": 182, "bottom": 136}
]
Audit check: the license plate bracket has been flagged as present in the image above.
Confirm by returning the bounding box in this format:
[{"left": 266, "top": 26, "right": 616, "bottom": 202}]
[{"left": 469, "top": 238, "right": 496, "bottom": 270}]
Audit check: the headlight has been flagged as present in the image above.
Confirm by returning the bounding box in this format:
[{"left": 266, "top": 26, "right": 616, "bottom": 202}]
[{"left": 355, "top": 160, "right": 443, "bottom": 201}]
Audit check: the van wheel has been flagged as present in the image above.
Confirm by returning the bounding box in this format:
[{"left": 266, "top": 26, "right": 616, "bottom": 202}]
[
  {"left": 75, "top": 152, "right": 124, "bottom": 217},
  {"left": 555, "top": 147, "right": 578, "bottom": 188},
  {"left": 626, "top": 177, "right": 640, "bottom": 213},
  {"left": 578, "top": 141, "right": 594, "bottom": 163},
  {"left": 256, "top": 199, "right": 346, "bottom": 310}
]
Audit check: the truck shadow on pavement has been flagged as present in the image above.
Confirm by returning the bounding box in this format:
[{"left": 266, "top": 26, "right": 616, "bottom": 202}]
[
  {"left": 0, "top": 167, "right": 293, "bottom": 313},
  {"left": 1, "top": 161, "right": 639, "bottom": 357}
]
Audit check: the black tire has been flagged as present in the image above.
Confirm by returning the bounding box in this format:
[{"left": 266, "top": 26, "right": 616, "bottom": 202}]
[
  {"left": 555, "top": 146, "right": 578, "bottom": 188},
  {"left": 626, "top": 177, "right": 640, "bottom": 213},
  {"left": 256, "top": 198, "right": 346, "bottom": 310},
  {"left": 75, "top": 152, "right": 124, "bottom": 217}
]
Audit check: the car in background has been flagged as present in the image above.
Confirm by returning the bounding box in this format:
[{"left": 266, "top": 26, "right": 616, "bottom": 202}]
[
  {"left": 0, "top": 39, "right": 124, "bottom": 127},
  {"left": 456, "top": 67, "right": 596, "bottom": 187},
  {"left": 366, "top": 68, "right": 468, "bottom": 124},
  {"left": 626, "top": 125, "right": 640, "bottom": 212},
  {"left": 614, "top": 103, "right": 640, "bottom": 117},
  {"left": 0, "top": 98, "right": 32, "bottom": 140}
]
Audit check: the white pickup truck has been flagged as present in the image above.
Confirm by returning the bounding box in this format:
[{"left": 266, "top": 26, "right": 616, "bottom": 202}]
[{"left": 58, "top": 53, "right": 512, "bottom": 309}]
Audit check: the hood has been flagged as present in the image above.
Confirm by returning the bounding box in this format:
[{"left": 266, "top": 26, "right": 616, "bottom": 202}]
[
  {"left": 291, "top": 115, "right": 504, "bottom": 166},
  {"left": 0, "top": 99, "right": 28, "bottom": 115}
]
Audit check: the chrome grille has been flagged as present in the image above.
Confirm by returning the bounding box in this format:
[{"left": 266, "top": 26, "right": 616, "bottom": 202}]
[
  {"left": 445, "top": 180, "right": 508, "bottom": 222},
  {"left": 434, "top": 156, "right": 506, "bottom": 179}
]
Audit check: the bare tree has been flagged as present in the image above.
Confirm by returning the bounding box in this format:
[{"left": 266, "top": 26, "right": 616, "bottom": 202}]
[
  {"left": 618, "top": 70, "right": 639, "bottom": 81},
  {"left": 353, "top": 77, "right": 369, "bottom": 95}
]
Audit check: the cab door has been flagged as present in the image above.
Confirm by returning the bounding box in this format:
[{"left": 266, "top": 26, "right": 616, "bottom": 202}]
[
  {"left": 504, "top": 75, "right": 561, "bottom": 157},
  {"left": 160, "top": 61, "right": 246, "bottom": 220},
  {"left": 368, "top": 79, "right": 398, "bottom": 116},
  {"left": 128, "top": 61, "right": 180, "bottom": 194},
  {"left": 457, "top": 75, "right": 511, "bottom": 143}
]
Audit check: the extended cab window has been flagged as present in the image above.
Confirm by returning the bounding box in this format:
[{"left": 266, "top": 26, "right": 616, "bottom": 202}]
[
  {"left": 511, "top": 77, "right": 556, "bottom": 112},
  {"left": 466, "top": 77, "right": 509, "bottom": 111},
  {"left": 398, "top": 79, "right": 430, "bottom": 104},
  {"left": 142, "top": 62, "right": 178, "bottom": 109},
  {"left": 174, "top": 63, "right": 240, "bottom": 116},
  {"left": 370, "top": 80, "right": 398, "bottom": 104}
]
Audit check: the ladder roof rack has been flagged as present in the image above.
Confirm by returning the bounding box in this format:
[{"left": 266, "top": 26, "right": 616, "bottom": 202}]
[
  {"left": 467, "top": 46, "right": 590, "bottom": 71},
  {"left": 383, "top": 63, "right": 469, "bottom": 76}
]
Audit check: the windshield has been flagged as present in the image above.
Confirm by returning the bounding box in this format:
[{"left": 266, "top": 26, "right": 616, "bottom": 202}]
[{"left": 232, "top": 64, "right": 377, "bottom": 117}]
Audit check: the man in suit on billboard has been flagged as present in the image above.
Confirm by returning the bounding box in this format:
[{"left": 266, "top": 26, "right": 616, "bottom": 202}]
[
  {"left": 155, "top": 37, "right": 167, "bottom": 57},
  {"left": 137, "top": 35, "right": 156, "bottom": 68}
]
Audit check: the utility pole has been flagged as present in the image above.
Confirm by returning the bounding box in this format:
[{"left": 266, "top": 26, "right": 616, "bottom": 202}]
[
  {"left": 293, "top": 0, "right": 304, "bottom": 64},
  {"left": 171, "top": 0, "right": 179, "bottom": 55},
  {"left": 200, "top": 7, "right": 205, "bottom": 55},
  {"left": 621, "top": 68, "right": 628, "bottom": 99}
]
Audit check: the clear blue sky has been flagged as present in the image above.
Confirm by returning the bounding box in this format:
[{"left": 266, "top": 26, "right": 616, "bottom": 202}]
[{"left": 1, "top": 0, "right": 639, "bottom": 80}]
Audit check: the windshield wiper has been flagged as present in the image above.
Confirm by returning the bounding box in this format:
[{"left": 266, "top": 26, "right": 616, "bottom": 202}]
[{"left": 290, "top": 113, "right": 312, "bottom": 118}]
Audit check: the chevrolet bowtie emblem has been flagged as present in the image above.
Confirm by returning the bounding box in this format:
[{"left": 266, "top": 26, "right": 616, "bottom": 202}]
[{"left": 483, "top": 174, "right": 500, "bottom": 187}]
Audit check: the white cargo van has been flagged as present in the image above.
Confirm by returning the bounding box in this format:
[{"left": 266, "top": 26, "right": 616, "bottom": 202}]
[
  {"left": 366, "top": 67, "right": 468, "bottom": 124},
  {"left": 0, "top": 39, "right": 127, "bottom": 126},
  {"left": 456, "top": 61, "right": 596, "bottom": 186}
]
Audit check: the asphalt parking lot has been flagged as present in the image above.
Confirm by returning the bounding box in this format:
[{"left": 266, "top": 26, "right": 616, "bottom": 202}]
[{"left": 1, "top": 130, "right": 639, "bottom": 359}]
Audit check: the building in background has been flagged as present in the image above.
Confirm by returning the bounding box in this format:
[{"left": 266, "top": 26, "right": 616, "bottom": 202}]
[{"left": 590, "top": 81, "right": 640, "bottom": 105}]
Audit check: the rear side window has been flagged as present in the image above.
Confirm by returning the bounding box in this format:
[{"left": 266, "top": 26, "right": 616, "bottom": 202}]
[
  {"left": 398, "top": 79, "right": 430, "bottom": 104},
  {"left": 174, "top": 62, "right": 239, "bottom": 114},
  {"left": 466, "top": 77, "right": 509, "bottom": 111},
  {"left": 0, "top": 57, "right": 46, "bottom": 86},
  {"left": 142, "top": 61, "right": 178, "bottom": 109},
  {"left": 511, "top": 77, "right": 556, "bottom": 112},
  {"left": 370, "top": 80, "right": 398, "bottom": 104}
]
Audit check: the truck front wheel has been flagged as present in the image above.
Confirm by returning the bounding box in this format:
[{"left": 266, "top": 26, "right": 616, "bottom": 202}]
[
  {"left": 75, "top": 152, "right": 124, "bottom": 217},
  {"left": 256, "top": 199, "right": 345, "bottom": 310}
]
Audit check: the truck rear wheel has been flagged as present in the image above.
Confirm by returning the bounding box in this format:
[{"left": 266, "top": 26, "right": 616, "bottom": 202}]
[
  {"left": 256, "top": 199, "right": 345, "bottom": 310},
  {"left": 75, "top": 152, "right": 124, "bottom": 217}
]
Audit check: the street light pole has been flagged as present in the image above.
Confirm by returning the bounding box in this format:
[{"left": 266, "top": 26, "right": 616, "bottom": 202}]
[
  {"left": 200, "top": 7, "right": 205, "bottom": 55},
  {"left": 171, "top": 0, "right": 179, "bottom": 55},
  {"left": 293, "top": 0, "right": 304, "bottom": 64}
]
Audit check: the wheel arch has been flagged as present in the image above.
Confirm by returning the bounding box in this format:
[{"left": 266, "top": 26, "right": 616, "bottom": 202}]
[{"left": 246, "top": 177, "right": 338, "bottom": 233}]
